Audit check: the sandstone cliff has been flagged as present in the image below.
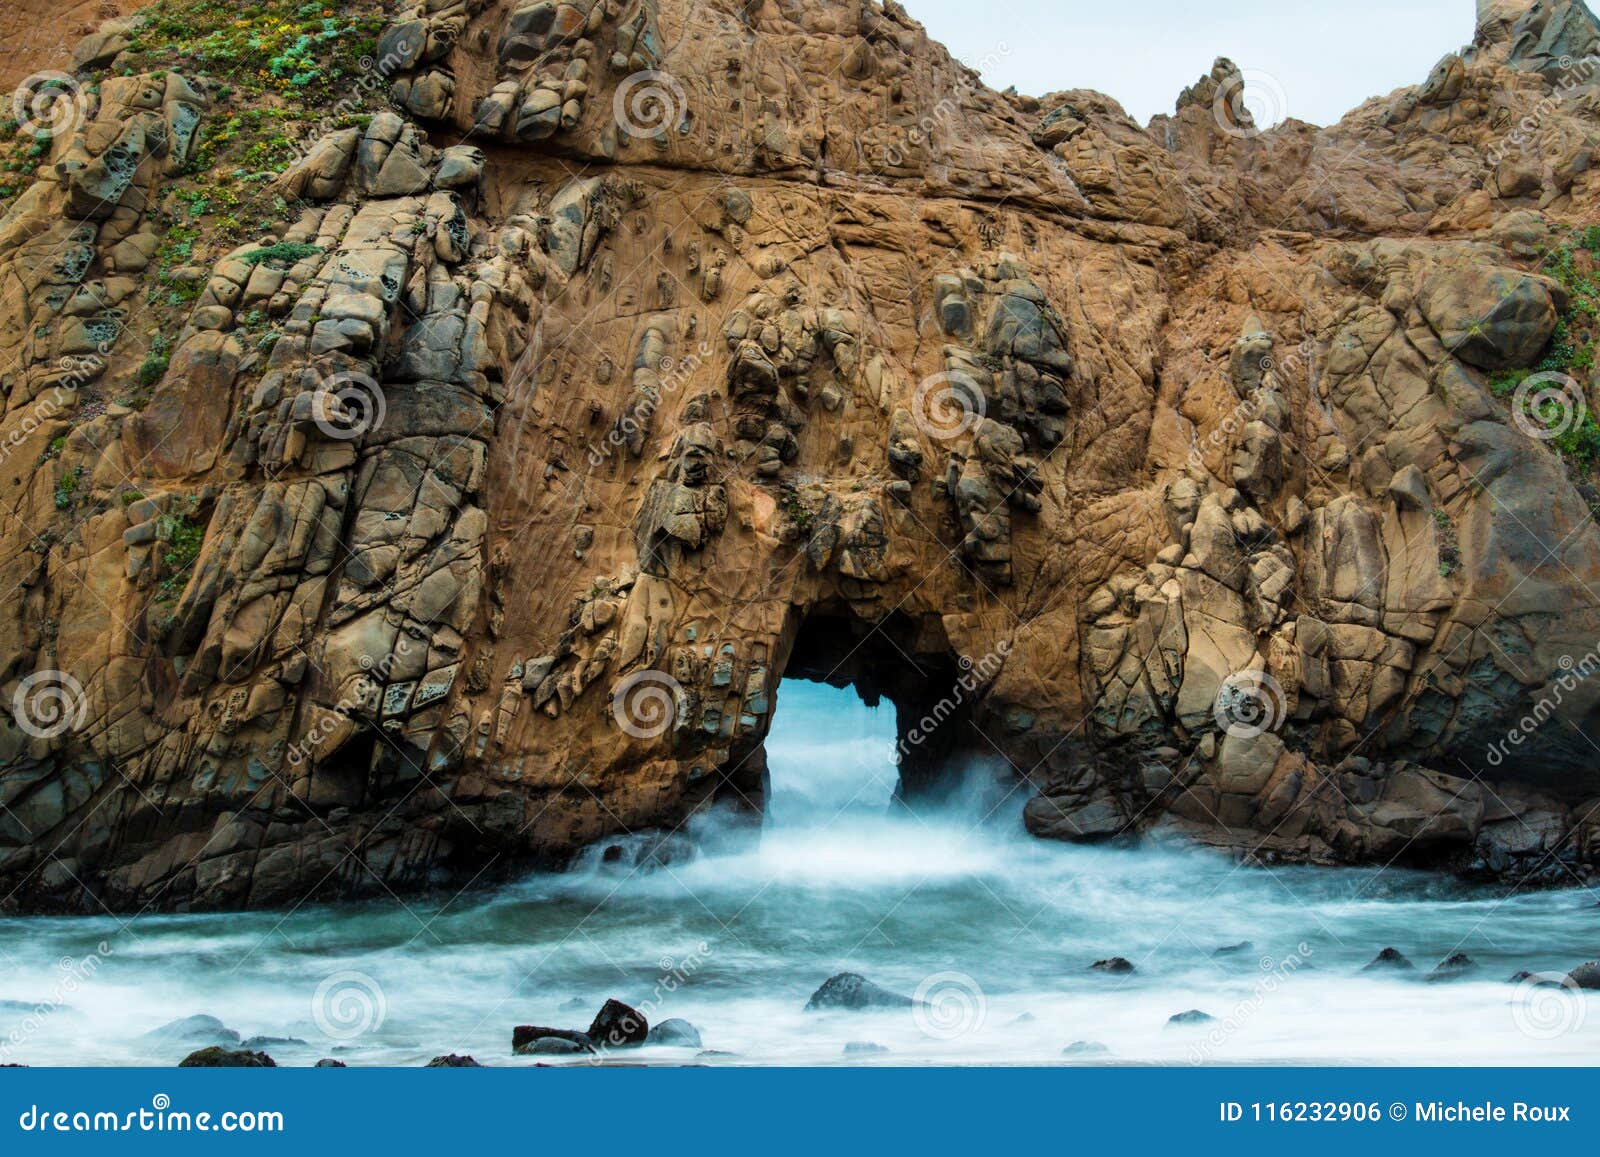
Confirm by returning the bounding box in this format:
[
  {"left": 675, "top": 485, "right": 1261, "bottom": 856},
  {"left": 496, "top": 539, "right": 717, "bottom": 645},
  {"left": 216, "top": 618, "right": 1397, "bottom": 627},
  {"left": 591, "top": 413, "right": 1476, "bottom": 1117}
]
[{"left": 2, "top": 0, "right": 1599, "bottom": 911}]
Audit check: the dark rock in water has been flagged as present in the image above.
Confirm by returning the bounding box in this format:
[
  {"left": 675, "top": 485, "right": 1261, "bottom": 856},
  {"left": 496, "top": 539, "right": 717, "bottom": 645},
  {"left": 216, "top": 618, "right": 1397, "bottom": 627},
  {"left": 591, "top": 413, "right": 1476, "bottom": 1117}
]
[
  {"left": 425, "top": 1054, "right": 482, "bottom": 1067},
  {"left": 178, "top": 1046, "right": 275, "bottom": 1068},
  {"left": 1166, "top": 1009, "right": 1215, "bottom": 1027},
  {"left": 804, "top": 972, "right": 914, "bottom": 1011},
  {"left": 241, "top": 1035, "right": 307, "bottom": 1049},
  {"left": 1062, "top": 1040, "right": 1110, "bottom": 1056},
  {"left": 1362, "top": 947, "right": 1413, "bottom": 971},
  {"left": 1212, "top": 941, "right": 1255, "bottom": 958},
  {"left": 522, "top": 1036, "right": 589, "bottom": 1056},
  {"left": 1507, "top": 970, "right": 1568, "bottom": 987},
  {"left": 1568, "top": 960, "right": 1600, "bottom": 989},
  {"left": 1427, "top": 951, "right": 1478, "bottom": 981},
  {"left": 843, "top": 1041, "right": 889, "bottom": 1055},
  {"left": 512, "top": 1025, "right": 595, "bottom": 1054},
  {"left": 588, "top": 998, "right": 648, "bottom": 1048},
  {"left": 696, "top": 1049, "right": 739, "bottom": 1057},
  {"left": 645, "top": 1018, "right": 703, "bottom": 1047},
  {"left": 1090, "top": 956, "right": 1135, "bottom": 974},
  {"left": 314, "top": 1058, "right": 347, "bottom": 1068},
  {"left": 142, "top": 1014, "right": 240, "bottom": 1047}
]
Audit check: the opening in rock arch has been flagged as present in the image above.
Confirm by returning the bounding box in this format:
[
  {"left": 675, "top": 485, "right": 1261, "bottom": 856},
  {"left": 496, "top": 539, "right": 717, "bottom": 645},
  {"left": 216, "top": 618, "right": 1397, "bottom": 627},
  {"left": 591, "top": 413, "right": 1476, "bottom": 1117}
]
[
  {"left": 764, "top": 681, "right": 897, "bottom": 827},
  {"left": 730, "top": 606, "right": 997, "bottom": 821}
]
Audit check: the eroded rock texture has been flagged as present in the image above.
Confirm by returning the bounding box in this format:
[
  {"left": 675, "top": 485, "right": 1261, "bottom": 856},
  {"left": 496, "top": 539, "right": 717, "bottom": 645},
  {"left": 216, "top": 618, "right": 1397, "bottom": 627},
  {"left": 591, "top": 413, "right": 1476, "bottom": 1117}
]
[{"left": 3, "top": 0, "right": 1600, "bottom": 911}]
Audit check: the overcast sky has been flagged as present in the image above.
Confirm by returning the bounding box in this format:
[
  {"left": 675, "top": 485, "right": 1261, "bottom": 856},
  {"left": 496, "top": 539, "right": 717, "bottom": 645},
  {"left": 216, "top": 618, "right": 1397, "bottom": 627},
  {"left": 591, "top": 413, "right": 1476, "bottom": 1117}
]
[{"left": 903, "top": 0, "right": 1473, "bottom": 127}]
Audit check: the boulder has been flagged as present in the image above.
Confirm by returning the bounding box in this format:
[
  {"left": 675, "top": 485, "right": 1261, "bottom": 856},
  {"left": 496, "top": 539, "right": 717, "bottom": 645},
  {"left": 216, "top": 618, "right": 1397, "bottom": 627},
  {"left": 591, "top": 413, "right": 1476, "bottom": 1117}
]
[
  {"left": 521, "top": 1036, "right": 590, "bottom": 1055},
  {"left": 511, "top": 1025, "right": 596, "bottom": 1054},
  {"left": 1426, "top": 951, "right": 1479, "bottom": 981},
  {"left": 1362, "top": 947, "right": 1414, "bottom": 972},
  {"left": 804, "top": 973, "right": 914, "bottom": 1011},
  {"left": 1568, "top": 961, "right": 1600, "bottom": 989},
  {"left": 1417, "top": 267, "right": 1558, "bottom": 370},
  {"left": 644, "top": 1018, "right": 703, "bottom": 1047},
  {"left": 425, "top": 1054, "right": 483, "bottom": 1067},
  {"left": 1090, "top": 957, "right": 1136, "bottom": 975},
  {"left": 141, "top": 1014, "right": 240, "bottom": 1049},
  {"left": 178, "top": 1047, "right": 275, "bottom": 1067},
  {"left": 587, "top": 998, "right": 648, "bottom": 1048}
]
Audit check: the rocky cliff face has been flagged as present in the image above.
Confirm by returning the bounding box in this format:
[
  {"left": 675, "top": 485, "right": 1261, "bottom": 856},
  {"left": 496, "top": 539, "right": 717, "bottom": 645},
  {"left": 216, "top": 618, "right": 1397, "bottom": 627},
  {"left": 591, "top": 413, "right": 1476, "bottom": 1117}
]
[{"left": 3, "top": 0, "right": 1600, "bottom": 912}]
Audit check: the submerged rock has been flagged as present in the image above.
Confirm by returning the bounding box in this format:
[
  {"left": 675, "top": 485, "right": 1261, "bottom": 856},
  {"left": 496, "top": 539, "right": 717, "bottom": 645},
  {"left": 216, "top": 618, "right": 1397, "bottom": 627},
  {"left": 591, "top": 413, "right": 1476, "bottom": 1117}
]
[
  {"left": 1427, "top": 952, "right": 1479, "bottom": 981},
  {"left": 1507, "top": 970, "right": 1568, "bottom": 987},
  {"left": 1090, "top": 957, "right": 1135, "bottom": 974},
  {"left": 241, "top": 1035, "right": 307, "bottom": 1049},
  {"left": 1362, "top": 947, "right": 1414, "bottom": 972},
  {"left": 142, "top": 1014, "right": 240, "bottom": 1048},
  {"left": 843, "top": 1041, "right": 889, "bottom": 1055},
  {"left": 512, "top": 1025, "right": 596, "bottom": 1054},
  {"left": 1166, "top": 1010, "right": 1215, "bottom": 1027},
  {"left": 178, "top": 1046, "right": 275, "bottom": 1068},
  {"left": 521, "top": 1036, "right": 590, "bottom": 1056},
  {"left": 1062, "top": 1040, "right": 1111, "bottom": 1056},
  {"left": 804, "top": 973, "right": 914, "bottom": 1011},
  {"left": 645, "top": 1018, "right": 703, "bottom": 1048},
  {"left": 1568, "top": 960, "right": 1600, "bottom": 989},
  {"left": 587, "top": 998, "right": 648, "bottom": 1047},
  {"left": 1212, "top": 941, "right": 1255, "bottom": 958}
]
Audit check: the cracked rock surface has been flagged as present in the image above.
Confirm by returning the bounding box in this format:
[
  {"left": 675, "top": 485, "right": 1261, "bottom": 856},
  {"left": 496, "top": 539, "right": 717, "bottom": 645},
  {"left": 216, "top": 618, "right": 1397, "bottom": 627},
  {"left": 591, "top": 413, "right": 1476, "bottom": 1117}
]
[{"left": 2, "top": 0, "right": 1600, "bottom": 911}]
